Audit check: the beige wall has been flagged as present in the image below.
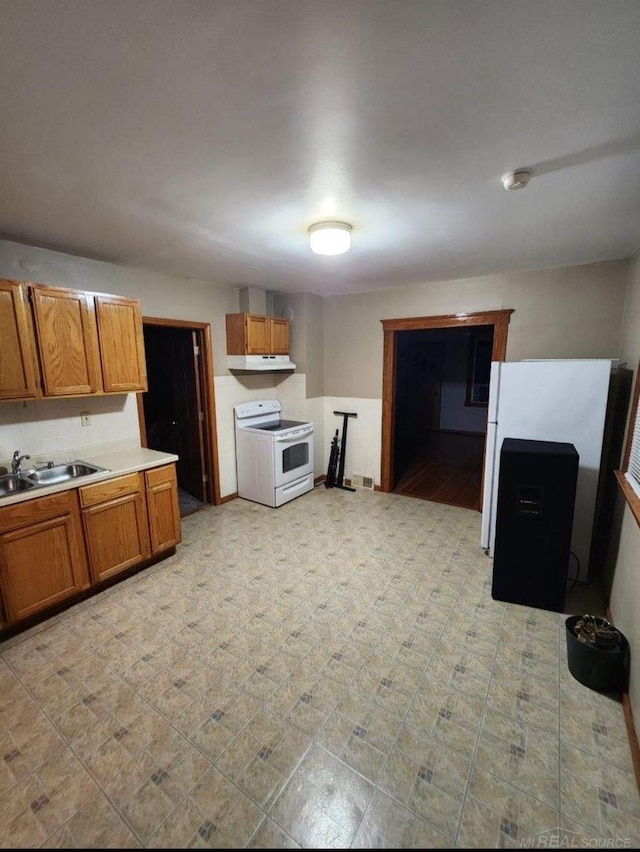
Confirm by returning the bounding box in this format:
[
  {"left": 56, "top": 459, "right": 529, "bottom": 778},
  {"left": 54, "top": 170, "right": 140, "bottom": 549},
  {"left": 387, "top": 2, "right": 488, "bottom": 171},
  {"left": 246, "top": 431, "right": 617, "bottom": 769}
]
[
  {"left": 0, "top": 238, "right": 238, "bottom": 376},
  {"left": 305, "top": 293, "right": 325, "bottom": 399},
  {"left": 274, "top": 292, "right": 307, "bottom": 373},
  {"left": 0, "top": 238, "right": 633, "bottom": 503},
  {"left": 610, "top": 246, "right": 640, "bottom": 725},
  {"left": 273, "top": 291, "right": 325, "bottom": 399},
  {"left": 323, "top": 259, "right": 629, "bottom": 398},
  {"left": 0, "top": 239, "right": 310, "bottom": 497}
]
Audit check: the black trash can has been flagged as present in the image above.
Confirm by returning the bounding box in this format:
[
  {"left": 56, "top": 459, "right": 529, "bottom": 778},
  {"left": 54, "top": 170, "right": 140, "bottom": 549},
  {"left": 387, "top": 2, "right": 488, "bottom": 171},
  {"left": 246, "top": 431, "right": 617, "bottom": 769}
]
[{"left": 565, "top": 615, "right": 630, "bottom": 692}]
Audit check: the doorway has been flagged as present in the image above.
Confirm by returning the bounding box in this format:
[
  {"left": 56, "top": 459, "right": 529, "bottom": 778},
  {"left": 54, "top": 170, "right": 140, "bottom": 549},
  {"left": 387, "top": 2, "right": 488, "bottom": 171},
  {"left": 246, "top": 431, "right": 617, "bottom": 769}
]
[
  {"left": 392, "top": 327, "right": 492, "bottom": 508},
  {"left": 137, "top": 318, "right": 220, "bottom": 515},
  {"left": 380, "top": 309, "right": 513, "bottom": 509}
]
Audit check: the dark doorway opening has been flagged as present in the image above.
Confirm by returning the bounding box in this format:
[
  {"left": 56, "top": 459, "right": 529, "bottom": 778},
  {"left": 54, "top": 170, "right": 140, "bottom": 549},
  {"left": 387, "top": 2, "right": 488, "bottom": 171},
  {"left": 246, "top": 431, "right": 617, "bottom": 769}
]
[
  {"left": 380, "top": 309, "right": 514, "bottom": 509},
  {"left": 392, "top": 326, "right": 492, "bottom": 509},
  {"left": 138, "top": 319, "right": 220, "bottom": 516}
]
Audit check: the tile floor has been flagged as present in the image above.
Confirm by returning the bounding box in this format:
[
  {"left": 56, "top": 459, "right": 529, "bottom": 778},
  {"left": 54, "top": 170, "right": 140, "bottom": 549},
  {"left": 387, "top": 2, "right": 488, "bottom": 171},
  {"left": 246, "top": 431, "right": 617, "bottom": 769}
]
[{"left": 1, "top": 485, "right": 639, "bottom": 848}]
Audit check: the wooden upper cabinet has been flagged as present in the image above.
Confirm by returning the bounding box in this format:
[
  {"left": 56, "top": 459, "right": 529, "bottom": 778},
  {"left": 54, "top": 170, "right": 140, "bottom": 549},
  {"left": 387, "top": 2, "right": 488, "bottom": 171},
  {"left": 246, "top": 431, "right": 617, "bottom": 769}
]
[
  {"left": 226, "top": 313, "right": 290, "bottom": 355},
  {"left": 31, "top": 285, "right": 102, "bottom": 396},
  {"left": 0, "top": 280, "right": 39, "bottom": 400},
  {"left": 0, "top": 280, "right": 149, "bottom": 402},
  {"left": 95, "top": 295, "right": 147, "bottom": 392},
  {"left": 270, "top": 318, "right": 289, "bottom": 354},
  {"left": 245, "top": 315, "right": 270, "bottom": 354}
]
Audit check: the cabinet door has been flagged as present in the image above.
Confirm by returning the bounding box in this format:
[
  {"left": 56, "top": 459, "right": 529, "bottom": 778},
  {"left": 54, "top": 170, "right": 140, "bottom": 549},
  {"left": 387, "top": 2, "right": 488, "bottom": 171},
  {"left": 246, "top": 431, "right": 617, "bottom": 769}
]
[
  {"left": 95, "top": 295, "right": 147, "bottom": 392},
  {"left": 145, "top": 464, "right": 182, "bottom": 554},
  {"left": 270, "top": 318, "right": 290, "bottom": 354},
  {"left": 245, "top": 315, "right": 270, "bottom": 354},
  {"left": 82, "top": 491, "right": 151, "bottom": 583},
  {"left": 0, "top": 513, "right": 89, "bottom": 623},
  {"left": 31, "top": 285, "right": 102, "bottom": 396},
  {"left": 0, "top": 280, "right": 40, "bottom": 400}
]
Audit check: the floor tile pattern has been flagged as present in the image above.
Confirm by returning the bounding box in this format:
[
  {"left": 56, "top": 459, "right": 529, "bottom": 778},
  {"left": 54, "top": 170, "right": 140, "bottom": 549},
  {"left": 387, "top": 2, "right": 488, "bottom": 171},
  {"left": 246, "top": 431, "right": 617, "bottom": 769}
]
[{"left": 0, "top": 486, "right": 638, "bottom": 847}]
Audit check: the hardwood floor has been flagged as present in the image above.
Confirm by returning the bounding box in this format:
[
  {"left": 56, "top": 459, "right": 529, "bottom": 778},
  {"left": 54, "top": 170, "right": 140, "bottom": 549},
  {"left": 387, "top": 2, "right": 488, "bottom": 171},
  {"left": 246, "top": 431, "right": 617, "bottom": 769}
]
[{"left": 393, "top": 430, "right": 486, "bottom": 510}]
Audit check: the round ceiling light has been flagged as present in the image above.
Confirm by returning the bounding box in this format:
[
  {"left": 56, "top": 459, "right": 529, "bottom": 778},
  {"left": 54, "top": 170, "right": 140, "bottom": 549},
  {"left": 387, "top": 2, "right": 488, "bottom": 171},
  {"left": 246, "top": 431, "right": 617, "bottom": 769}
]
[
  {"left": 501, "top": 169, "right": 533, "bottom": 191},
  {"left": 309, "top": 221, "right": 352, "bottom": 255}
]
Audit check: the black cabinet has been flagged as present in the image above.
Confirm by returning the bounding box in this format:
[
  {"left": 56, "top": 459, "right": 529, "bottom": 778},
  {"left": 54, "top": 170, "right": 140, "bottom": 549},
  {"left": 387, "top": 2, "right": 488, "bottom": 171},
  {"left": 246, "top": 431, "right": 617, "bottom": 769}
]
[{"left": 492, "top": 438, "right": 579, "bottom": 613}]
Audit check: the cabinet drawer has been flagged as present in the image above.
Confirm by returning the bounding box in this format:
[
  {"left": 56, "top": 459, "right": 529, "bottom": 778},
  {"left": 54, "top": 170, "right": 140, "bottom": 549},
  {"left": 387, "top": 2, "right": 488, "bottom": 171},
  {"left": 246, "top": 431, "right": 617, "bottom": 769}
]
[
  {"left": 79, "top": 472, "right": 142, "bottom": 508},
  {"left": 0, "top": 490, "right": 76, "bottom": 534},
  {"left": 145, "top": 464, "right": 177, "bottom": 489}
]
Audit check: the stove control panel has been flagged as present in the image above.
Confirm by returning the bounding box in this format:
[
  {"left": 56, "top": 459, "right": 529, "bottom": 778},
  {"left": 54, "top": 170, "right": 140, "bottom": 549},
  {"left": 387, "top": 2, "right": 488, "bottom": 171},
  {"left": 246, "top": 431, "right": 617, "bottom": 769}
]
[{"left": 235, "top": 399, "right": 281, "bottom": 420}]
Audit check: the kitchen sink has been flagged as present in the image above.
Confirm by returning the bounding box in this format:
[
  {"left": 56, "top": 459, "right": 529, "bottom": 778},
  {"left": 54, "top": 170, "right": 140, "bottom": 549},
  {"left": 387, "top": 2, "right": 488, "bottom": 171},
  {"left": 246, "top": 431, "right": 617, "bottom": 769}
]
[
  {"left": 0, "top": 475, "right": 36, "bottom": 496},
  {"left": 0, "top": 459, "right": 109, "bottom": 500},
  {"left": 25, "top": 461, "right": 107, "bottom": 486}
]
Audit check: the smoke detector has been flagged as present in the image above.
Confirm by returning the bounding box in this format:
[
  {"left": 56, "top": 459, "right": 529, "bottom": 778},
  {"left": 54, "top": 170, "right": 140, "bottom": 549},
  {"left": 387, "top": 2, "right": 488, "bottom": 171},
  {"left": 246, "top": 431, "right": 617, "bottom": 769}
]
[{"left": 501, "top": 169, "right": 533, "bottom": 191}]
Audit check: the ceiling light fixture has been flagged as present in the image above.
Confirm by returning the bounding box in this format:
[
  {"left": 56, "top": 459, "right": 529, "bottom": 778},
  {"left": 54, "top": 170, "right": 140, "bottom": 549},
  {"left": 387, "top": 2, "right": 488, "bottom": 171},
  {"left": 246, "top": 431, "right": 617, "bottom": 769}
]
[
  {"left": 309, "top": 221, "right": 352, "bottom": 255},
  {"left": 501, "top": 169, "right": 533, "bottom": 191}
]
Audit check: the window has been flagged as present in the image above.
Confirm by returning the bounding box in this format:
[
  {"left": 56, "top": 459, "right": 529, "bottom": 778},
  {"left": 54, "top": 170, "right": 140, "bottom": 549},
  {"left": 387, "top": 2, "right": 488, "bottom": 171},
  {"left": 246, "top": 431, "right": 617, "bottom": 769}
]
[{"left": 617, "top": 360, "right": 640, "bottom": 525}]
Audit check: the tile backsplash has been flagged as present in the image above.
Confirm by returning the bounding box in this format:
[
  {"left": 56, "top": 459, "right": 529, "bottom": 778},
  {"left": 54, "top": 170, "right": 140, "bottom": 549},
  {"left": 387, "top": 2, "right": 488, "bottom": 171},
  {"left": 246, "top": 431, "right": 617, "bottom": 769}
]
[{"left": 0, "top": 394, "right": 141, "bottom": 466}]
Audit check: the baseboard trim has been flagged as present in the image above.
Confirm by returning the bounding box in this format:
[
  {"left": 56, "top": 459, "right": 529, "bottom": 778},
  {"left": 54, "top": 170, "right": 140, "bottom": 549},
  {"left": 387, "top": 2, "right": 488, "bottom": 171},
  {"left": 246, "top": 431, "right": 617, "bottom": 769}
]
[
  {"left": 622, "top": 692, "right": 640, "bottom": 794},
  {"left": 219, "top": 492, "right": 238, "bottom": 504},
  {"left": 314, "top": 475, "right": 326, "bottom": 485},
  {"left": 607, "top": 605, "right": 640, "bottom": 794}
]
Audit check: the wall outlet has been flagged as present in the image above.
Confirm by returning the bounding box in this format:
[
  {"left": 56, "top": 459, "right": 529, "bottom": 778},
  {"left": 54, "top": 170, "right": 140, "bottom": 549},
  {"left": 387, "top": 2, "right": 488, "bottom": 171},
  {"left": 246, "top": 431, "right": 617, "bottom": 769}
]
[{"left": 80, "top": 411, "right": 91, "bottom": 427}]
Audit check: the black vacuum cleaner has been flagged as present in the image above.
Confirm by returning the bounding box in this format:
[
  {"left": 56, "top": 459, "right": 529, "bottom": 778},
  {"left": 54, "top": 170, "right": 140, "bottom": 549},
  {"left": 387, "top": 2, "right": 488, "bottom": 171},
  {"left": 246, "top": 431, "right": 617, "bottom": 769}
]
[{"left": 325, "top": 410, "right": 357, "bottom": 491}]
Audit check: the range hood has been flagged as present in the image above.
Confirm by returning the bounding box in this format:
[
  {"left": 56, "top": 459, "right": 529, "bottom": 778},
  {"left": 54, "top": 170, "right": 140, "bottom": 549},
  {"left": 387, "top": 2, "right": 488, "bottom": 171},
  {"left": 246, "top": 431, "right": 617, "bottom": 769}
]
[{"left": 227, "top": 354, "right": 296, "bottom": 372}]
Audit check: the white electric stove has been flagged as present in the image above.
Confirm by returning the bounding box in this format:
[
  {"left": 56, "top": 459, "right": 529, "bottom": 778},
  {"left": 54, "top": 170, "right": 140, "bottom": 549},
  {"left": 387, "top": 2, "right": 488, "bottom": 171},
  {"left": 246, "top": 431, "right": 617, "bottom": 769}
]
[{"left": 234, "top": 400, "right": 314, "bottom": 507}]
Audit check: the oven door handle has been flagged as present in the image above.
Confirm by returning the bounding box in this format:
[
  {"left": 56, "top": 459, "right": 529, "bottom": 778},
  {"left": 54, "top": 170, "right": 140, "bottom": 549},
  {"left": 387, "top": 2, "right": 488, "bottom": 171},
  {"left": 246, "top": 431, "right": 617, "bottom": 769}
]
[{"left": 274, "top": 427, "right": 314, "bottom": 442}]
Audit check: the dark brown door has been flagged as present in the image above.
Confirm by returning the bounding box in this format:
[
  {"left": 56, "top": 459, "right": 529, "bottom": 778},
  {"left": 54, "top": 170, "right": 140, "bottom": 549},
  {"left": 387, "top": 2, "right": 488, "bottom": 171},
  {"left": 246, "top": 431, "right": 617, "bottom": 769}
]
[{"left": 142, "top": 325, "right": 205, "bottom": 501}]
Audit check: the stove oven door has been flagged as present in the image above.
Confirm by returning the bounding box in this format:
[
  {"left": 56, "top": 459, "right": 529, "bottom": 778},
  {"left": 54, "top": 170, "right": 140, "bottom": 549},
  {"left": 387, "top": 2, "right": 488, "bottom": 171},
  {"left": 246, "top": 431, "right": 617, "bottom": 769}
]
[{"left": 273, "top": 426, "right": 314, "bottom": 488}]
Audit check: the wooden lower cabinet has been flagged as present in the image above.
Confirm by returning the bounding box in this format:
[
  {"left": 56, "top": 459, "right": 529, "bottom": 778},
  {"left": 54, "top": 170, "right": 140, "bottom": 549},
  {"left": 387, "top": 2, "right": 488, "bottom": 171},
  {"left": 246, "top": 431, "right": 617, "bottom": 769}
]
[
  {"left": 0, "top": 491, "right": 90, "bottom": 624},
  {"left": 80, "top": 473, "right": 151, "bottom": 583},
  {"left": 0, "top": 463, "right": 181, "bottom": 629},
  {"left": 145, "top": 464, "right": 182, "bottom": 554}
]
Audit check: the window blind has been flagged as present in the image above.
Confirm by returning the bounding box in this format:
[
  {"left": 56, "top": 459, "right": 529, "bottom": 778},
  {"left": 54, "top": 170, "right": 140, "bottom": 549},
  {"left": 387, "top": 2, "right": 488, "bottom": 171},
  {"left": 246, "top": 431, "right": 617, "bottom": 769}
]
[
  {"left": 625, "top": 398, "right": 640, "bottom": 498},
  {"left": 617, "top": 360, "right": 640, "bottom": 527}
]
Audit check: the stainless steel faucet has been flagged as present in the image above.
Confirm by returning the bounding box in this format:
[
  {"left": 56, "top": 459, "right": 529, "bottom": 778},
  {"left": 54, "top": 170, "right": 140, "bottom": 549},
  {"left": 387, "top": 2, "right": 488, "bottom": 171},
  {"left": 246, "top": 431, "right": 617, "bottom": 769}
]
[{"left": 11, "top": 450, "right": 31, "bottom": 475}]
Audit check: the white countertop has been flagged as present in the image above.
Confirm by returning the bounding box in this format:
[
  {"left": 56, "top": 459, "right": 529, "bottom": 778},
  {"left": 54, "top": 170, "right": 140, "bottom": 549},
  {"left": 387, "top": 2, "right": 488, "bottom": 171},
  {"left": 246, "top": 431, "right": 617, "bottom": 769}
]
[{"left": 0, "top": 446, "right": 178, "bottom": 508}]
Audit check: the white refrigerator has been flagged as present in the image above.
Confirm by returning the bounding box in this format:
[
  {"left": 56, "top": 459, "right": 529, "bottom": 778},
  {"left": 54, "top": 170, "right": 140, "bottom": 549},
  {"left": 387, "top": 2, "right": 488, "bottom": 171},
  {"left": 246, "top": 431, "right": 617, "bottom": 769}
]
[{"left": 480, "top": 358, "right": 617, "bottom": 582}]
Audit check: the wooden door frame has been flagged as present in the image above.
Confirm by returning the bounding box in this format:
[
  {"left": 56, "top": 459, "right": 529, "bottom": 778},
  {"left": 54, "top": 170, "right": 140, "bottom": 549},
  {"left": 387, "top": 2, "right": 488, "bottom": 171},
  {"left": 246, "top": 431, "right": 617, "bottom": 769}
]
[
  {"left": 380, "top": 309, "right": 514, "bottom": 493},
  {"left": 137, "top": 316, "right": 222, "bottom": 506}
]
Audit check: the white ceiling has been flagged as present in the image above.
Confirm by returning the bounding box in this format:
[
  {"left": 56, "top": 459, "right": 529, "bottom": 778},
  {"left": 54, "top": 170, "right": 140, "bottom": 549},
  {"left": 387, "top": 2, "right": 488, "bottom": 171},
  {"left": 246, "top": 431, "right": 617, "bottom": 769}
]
[{"left": 0, "top": 0, "right": 639, "bottom": 296}]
